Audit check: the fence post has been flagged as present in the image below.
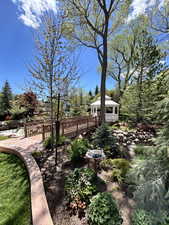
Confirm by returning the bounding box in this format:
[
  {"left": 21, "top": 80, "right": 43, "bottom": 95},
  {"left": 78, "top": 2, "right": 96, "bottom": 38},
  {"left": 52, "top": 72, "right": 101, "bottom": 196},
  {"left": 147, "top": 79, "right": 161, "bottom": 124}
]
[
  {"left": 42, "top": 124, "right": 45, "bottom": 141},
  {"left": 87, "top": 118, "right": 89, "bottom": 130},
  {"left": 24, "top": 124, "right": 28, "bottom": 138}
]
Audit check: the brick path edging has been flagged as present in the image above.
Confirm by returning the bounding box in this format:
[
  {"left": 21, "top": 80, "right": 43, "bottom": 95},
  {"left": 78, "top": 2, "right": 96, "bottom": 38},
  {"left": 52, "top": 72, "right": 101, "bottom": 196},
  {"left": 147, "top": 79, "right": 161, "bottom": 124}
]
[{"left": 0, "top": 146, "right": 54, "bottom": 225}]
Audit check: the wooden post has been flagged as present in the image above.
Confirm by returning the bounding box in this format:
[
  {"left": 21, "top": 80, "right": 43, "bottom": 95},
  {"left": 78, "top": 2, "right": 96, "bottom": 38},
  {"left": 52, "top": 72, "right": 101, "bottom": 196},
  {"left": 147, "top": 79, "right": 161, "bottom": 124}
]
[
  {"left": 42, "top": 124, "right": 45, "bottom": 141},
  {"left": 55, "top": 120, "right": 60, "bottom": 167},
  {"left": 24, "top": 124, "right": 28, "bottom": 138},
  {"left": 62, "top": 123, "right": 64, "bottom": 136},
  {"left": 76, "top": 121, "right": 79, "bottom": 136},
  {"left": 95, "top": 116, "right": 97, "bottom": 127},
  {"left": 87, "top": 118, "right": 89, "bottom": 130}
]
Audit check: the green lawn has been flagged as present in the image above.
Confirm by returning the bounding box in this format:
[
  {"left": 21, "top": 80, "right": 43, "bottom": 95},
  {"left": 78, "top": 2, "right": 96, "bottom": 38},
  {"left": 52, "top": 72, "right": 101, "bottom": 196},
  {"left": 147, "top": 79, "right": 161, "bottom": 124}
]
[
  {"left": 0, "top": 153, "right": 31, "bottom": 225},
  {"left": 0, "top": 136, "right": 9, "bottom": 141}
]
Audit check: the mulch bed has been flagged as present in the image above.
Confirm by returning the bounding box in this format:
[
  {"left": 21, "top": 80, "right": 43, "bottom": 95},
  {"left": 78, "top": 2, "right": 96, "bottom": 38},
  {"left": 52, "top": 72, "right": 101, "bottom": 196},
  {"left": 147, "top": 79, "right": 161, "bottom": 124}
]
[{"left": 33, "top": 142, "right": 135, "bottom": 225}]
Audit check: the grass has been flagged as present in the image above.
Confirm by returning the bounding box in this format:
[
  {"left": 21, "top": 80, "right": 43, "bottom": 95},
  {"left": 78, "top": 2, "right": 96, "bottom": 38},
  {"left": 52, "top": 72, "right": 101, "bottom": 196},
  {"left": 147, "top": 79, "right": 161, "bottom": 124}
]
[
  {"left": 0, "top": 153, "right": 31, "bottom": 225},
  {"left": 0, "top": 136, "right": 9, "bottom": 141}
]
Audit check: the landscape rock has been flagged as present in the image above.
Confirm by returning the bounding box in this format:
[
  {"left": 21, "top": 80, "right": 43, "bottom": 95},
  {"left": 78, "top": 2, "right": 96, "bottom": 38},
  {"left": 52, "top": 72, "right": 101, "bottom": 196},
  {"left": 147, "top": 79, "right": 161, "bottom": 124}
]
[{"left": 113, "top": 129, "right": 155, "bottom": 147}]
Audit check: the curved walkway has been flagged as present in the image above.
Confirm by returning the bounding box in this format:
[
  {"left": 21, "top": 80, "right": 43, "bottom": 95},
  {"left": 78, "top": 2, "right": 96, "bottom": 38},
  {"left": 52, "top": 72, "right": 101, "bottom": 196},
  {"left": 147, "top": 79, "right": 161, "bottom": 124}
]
[
  {"left": 0, "top": 135, "right": 42, "bottom": 153},
  {"left": 0, "top": 139, "right": 54, "bottom": 225}
]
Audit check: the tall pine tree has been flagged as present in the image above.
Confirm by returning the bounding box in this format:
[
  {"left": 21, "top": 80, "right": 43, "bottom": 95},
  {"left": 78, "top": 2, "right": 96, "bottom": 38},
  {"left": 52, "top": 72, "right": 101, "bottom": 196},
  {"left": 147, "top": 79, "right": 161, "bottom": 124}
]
[
  {"left": 95, "top": 85, "right": 99, "bottom": 96},
  {"left": 1, "top": 81, "right": 12, "bottom": 114},
  {"left": 134, "top": 30, "right": 164, "bottom": 122}
]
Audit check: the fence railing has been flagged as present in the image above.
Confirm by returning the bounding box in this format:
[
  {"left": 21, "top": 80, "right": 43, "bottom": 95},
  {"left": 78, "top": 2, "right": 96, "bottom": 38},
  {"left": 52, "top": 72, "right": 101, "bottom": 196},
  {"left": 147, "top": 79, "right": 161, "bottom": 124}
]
[{"left": 24, "top": 116, "right": 100, "bottom": 141}]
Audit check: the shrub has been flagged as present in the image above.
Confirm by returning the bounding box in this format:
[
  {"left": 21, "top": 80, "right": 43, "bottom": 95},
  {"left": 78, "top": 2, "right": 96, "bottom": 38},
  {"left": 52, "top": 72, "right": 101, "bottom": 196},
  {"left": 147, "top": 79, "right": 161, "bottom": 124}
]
[
  {"left": 32, "top": 151, "right": 43, "bottom": 158},
  {"left": 5, "top": 120, "right": 21, "bottom": 129},
  {"left": 93, "top": 123, "right": 118, "bottom": 158},
  {"left": 56, "top": 135, "right": 70, "bottom": 146},
  {"left": 88, "top": 192, "right": 123, "bottom": 225},
  {"left": 134, "top": 145, "right": 154, "bottom": 159},
  {"left": 93, "top": 123, "right": 115, "bottom": 148},
  {"left": 43, "top": 136, "right": 54, "bottom": 149},
  {"left": 68, "top": 138, "right": 89, "bottom": 163},
  {"left": 127, "top": 157, "right": 169, "bottom": 221},
  {"left": 100, "top": 158, "right": 130, "bottom": 183},
  {"left": 132, "top": 209, "right": 154, "bottom": 225},
  {"left": 10, "top": 105, "right": 26, "bottom": 120},
  {"left": 43, "top": 135, "right": 68, "bottom": 149},
  {"left": 65, "top": 168, "right": 97, "bottom": 212}
]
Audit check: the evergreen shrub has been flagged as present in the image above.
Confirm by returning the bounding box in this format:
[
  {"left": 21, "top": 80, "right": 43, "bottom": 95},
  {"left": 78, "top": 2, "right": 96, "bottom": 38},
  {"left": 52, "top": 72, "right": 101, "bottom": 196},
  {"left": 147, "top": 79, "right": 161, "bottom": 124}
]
[{"left": 93, "top": 123, "right": 118, "bottom": 158}]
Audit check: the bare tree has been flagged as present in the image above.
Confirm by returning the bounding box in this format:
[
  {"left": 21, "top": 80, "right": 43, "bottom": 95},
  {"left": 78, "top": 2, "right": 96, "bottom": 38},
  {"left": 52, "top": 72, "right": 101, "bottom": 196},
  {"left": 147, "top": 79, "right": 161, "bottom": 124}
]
[{"left": 29, "top": 14, "right": 79, "bottom": 151}]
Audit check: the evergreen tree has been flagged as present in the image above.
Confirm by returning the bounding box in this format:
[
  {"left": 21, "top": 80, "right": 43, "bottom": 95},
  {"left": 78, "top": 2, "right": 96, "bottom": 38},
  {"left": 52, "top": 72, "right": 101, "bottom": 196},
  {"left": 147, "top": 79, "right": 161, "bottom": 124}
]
[
  {"left": 89, "top": 90, "right": 93, "bottom": 98},
  {"left": 133, "top": 30, "right": 164, "bottom": 122},
  {"left": 95, "top": 85, "right": 99, "bottom": 96},
  {"left": 1, "top": 81, "right": 12, "bottom": 114}
]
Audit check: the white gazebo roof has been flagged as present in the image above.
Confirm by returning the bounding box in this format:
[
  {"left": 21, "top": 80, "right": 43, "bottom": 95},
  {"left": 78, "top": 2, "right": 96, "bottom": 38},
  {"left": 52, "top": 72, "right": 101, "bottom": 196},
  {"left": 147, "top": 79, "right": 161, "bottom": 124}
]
[{"left": 91, "top": 95, "right": 119, "bottom": 107}]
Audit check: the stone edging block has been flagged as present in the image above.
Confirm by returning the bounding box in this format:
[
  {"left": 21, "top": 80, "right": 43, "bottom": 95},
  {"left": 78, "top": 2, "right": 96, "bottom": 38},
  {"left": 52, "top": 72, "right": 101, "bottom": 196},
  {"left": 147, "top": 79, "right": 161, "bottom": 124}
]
[{"left": 0, "top": 146, "right": 54, "bottom": 225}]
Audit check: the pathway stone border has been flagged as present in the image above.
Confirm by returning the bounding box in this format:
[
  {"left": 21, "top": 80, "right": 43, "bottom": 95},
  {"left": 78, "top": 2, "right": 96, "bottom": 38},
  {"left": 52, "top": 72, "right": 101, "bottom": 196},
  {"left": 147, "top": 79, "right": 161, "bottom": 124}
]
[{"left": 0, "top": 145, "right": 54, "bottom": 225}]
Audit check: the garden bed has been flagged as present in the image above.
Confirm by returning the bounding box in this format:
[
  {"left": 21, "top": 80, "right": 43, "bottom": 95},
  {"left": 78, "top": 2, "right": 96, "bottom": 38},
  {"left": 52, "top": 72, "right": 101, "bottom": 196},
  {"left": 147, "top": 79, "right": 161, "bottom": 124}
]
[
  {"left": 0, "top": 153, "right": 32, "bottom": 225},
  {"left": 31, "top": 123, "right": 158, "bottom": 225}
]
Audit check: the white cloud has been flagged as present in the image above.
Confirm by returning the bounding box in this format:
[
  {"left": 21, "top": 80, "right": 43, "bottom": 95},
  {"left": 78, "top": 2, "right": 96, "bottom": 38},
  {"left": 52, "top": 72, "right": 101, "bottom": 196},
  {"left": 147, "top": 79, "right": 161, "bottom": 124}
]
[
  {"left": 11, "top": 0, "right": 58, "bottom": 29},
  {"left": 127, "top": 0, "right": 165, "bottom": 22}
]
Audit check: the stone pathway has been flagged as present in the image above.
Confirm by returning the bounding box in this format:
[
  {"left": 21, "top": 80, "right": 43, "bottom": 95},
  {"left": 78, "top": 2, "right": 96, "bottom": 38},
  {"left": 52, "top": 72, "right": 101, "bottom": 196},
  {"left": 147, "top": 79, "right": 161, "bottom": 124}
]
[{"left": 0, "top": 134, "right": 42, "bottom": 153}]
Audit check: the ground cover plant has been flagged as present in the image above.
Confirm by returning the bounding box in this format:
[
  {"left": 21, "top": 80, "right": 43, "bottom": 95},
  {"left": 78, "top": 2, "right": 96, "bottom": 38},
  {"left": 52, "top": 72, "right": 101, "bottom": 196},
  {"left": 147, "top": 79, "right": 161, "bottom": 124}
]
[
  {"left": 0, "top": 153, "right": 31, "bottom": 225},
  {"left": 65, "top": 168, "right": 97, "bottom": 215}
]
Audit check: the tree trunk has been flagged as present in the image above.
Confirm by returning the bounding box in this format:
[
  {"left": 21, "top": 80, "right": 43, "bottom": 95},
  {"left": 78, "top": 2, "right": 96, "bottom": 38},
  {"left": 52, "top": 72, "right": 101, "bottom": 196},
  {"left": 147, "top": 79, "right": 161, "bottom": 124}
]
[
  {"left": 100, "top": 65, "right": 106, "bottom": 124},
  {"left": 137, "top": 67, "right": 143, "bottom": 122},
  {"left": 100, "top": 19, "right": 108, "bottom": 124},
  {"left": 50, "top": 72, "right": 54, "bottom": 151}
]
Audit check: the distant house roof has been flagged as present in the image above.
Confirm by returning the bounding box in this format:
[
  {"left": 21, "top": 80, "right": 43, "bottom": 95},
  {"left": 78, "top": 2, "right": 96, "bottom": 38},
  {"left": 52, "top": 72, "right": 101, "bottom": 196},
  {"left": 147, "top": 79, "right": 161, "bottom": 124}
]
[{"left": 91, "top": 95, "right": 119, "bottom": 107}]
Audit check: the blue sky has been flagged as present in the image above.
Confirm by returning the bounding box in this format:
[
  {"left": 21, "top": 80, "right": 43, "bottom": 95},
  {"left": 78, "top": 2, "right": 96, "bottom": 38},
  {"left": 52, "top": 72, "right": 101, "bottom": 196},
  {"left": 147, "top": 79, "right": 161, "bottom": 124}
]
[
  {"left": 0, "top": 0, "right": 115, "bottom": 94},
  {"left": 0, "top": 0, "right": 167, "bottom": 95}
]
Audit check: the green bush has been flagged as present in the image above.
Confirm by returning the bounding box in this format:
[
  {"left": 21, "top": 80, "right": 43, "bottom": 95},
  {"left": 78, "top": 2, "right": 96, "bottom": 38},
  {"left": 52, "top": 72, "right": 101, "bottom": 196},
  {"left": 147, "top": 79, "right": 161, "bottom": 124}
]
[
  {"left": 43, "top": 135, "right": 68, "bottom": 149},
  {"left": 10, "top": 105, "right": 26, "bottom": 120},
  {"left": 56, "top": 135, "right": 70, "bottom": 146},
  {"left": 32, "top": 151, "right": 43, "bottom": 158},
  {"left": 88, "top": 192, "right": 123, "bottom": 225},
  {"left": 132, "top": 209, "right": 154, "bottom": 225},
  {"left": 93, "top": 123, "right": 118, "bottom": 158},
  {"left": 43, "top": 136, "right": 54, "bottom": 149},
  {"left": 100, "top": 158, "right": 130, "bottom": 183},
  {"left": 68, "top": 138, "right": 89, "bottom": 163},
  {"left": 93, "top": 123, "right": 115, "bottom": 148},
  {"left": 65, "top": 168, "right": 97, "bottom": 211}
]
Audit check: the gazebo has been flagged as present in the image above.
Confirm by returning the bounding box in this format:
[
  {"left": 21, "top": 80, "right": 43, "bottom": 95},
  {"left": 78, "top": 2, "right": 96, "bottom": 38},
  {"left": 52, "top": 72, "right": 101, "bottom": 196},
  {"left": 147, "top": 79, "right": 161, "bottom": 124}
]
[{"left": 90, "top": 95, "right": 119, "bottom": 122}]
